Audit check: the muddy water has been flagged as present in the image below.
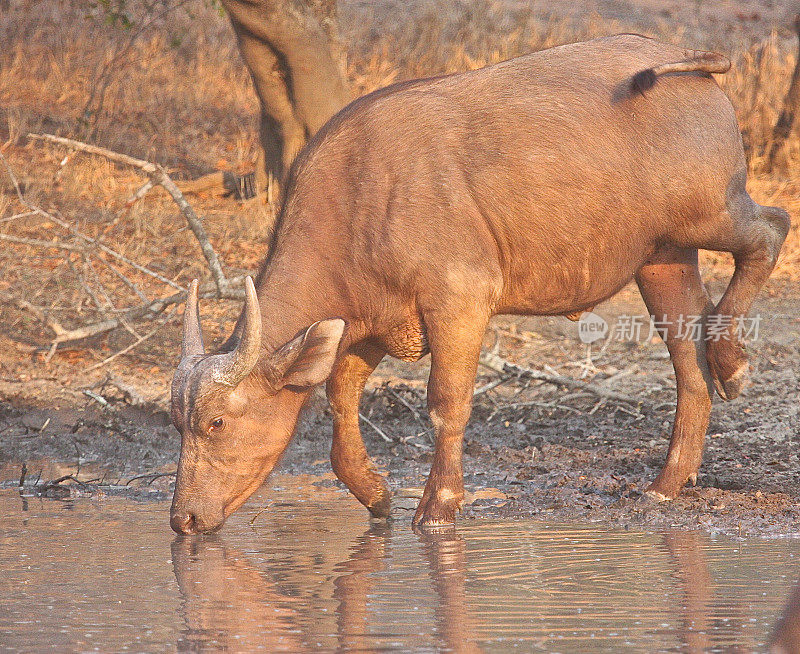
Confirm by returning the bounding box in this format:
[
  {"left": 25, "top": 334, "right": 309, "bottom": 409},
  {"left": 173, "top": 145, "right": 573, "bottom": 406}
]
[{"left": 1, "top": 478, "right": 799, "bottom": 652}]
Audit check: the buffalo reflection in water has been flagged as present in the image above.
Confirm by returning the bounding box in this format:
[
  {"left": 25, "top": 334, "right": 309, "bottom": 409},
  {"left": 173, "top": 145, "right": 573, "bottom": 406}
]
[
  {"left": 170, "top": 524, "right": 799, "bottom": 652},
  {"left": 170, "top": 525, "right": 475, "bottom": 652}
]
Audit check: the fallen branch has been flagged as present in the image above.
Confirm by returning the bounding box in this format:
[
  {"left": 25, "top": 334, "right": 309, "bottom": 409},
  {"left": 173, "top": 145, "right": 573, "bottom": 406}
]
[
  {"left": 383, "top": 384, "right": 425, "bottom": 425},
  {"left": 125, "top": 471, "right": 176, "bottom": 486},
  {"left": 359, "top": 412, "right": 393, "bottom": 443},
  {"left": 83, "top": 306, "right": 177, "bottom": 373},
  {"left": 45, "top": 277, "right": 244, "bottom": 349},
  {"left": 473, "top": 376, "right": 511, "bottom": 397},
  {"left": 0, "top": 233, "right": 86, "bottom": 251},
  {"left": 1, "top": 138, "right": 249, "bottom": 356},
  {"left": 29, "top": 133, "right": 229, "bottom": 293},
  {"left": 0, "top": 154, "right": 182, "bottom": 292},
  {"left": 478, "top": 351, "right": 645, "bottom": 407}
]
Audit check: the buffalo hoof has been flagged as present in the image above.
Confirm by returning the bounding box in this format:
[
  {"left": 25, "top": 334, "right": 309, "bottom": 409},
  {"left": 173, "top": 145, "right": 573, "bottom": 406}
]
[
  {"left": 642, "top": 488, "right": 673, "bottom": 503},
  {"left": 707, "top": 339, "right": 749, "bottom": 401},
  {"left": 412, "top": 489, "right": 462, "bottom": 528},
  {"left": 712, "top": 361, "right": 750, "bottom": 401},
  {"left": 367, "top": 488, "right": 393, "bottom": 519},
  {"left": 643, "top": 472, "right": 696, "bottom": 503}
]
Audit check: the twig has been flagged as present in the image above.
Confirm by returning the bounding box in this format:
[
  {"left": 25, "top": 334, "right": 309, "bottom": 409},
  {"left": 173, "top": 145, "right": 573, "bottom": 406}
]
[
  {"left": 124, "top": 178, "right": 155, "bottom": 208},
  {"left": 0, "top": 233, "right": 86, "bottom": 251},
  {"left": 38, "top": 474, "right": 99, "bottom": 492},
  {"left": 70, "top": 255, "right": 111, "bottom": 320},
  {"left": 473, "top": 375, "right": 510, "bottom": 397},
  {"left": 601, "top": 364, "right": 640, "bottom": 387},
  {"left": 95, "top": 256, "right": 148, "bottom": 303},
  {"left": 493, "top": 399, "right": 583, "bottom": 414},
  {"left": 250, "top": 505, "right": 272, "bottom": 525},
  {"left": 4, "top": 275, "right": 242, "bottom": 354},
  {"left": 83, "top": 390, "right": 109, "bottom": 408},
  {"left": 478, "top": 351, "right": 645, "bottom": 407},
  {"left": 0, "top": 150, "right": 25, "bottom": 205},
  {"left": 0, "top": 210, "right": 39, "bottom": 223},
  {"left": 588, "top": 398, "right": 606, "bottom": 415},
  {"left": 3, "top": 139, "right": 245, "bottom": 353},
  {"left": 493, "top": 326, "right": 540, "bottom": 343},
  {"left": 47, "top": 207, "right": 182, "bottom": 290},
  {"left": 83, "top": 306, "right": 176, "bottom": 373},
  {"left": 95, "top": 372, "right": 147, "bottom": 406},
  {"left": 0, "top": 171, "right": 182, "bottom": 292},
  {"left": 125, "top": 471, "right": 176, "bottom": 486},
  {"left": 359, "top": 412, "right": 393, "bottom": 443},
  {"left": 384, "top": 384, "right": 425, "bottom": 425}
]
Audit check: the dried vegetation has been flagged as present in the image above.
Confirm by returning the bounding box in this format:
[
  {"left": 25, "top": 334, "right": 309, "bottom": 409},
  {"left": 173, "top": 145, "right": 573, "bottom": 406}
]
[{"left": 0, "top": 0, "right": 798, "bottom": 382}]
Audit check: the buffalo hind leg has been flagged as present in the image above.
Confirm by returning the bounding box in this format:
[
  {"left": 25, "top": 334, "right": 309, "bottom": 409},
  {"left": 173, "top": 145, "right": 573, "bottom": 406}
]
[
  {"left": 413, "top": 307, "right": 489, "bottom": 527},
  {"left": 636, "top": 246, "right": 714, "bottom": 500},
  {"left": 327, "top": 342, "right": 391, "bottom": 518},
  {"left": 687, "top": 188, "right": 790, "bottom": 400}
]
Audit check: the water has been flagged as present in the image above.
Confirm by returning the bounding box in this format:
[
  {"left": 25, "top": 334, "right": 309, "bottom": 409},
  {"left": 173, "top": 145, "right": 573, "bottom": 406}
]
[{"left": 1, "top": 477, "right": 799, "bottom": 652}]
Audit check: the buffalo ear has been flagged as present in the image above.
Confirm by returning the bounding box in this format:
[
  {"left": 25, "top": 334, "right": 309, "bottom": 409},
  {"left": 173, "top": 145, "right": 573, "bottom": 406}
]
[{"left": 265, "top": 319, "right": 346, "bottom": 389}]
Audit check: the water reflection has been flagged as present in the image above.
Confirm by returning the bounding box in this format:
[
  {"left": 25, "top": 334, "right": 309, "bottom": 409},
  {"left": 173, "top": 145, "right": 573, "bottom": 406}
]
[
  {"left": 2, "top": 491, "right": 798, "bottom": 652},
  {"left": 171, "top": 535, "right": 304, "bottom": 651},
  {"left": 332, "top": 524, "right": 390, "bottom": 652},
  {"left": 770, "top": 577, "right": 800, "bottom": 654},
  {"left": 169, "top": 521, "right": 795, "bottom": 652},
  {"left": 662, "top": 531, "right": 715, "bottom": 652},
  {"left": 170, "top": 525, "right": 481, "bottom": 652},
  {"left": 416, "top": 528, "right": 479, "bottom": 653}
]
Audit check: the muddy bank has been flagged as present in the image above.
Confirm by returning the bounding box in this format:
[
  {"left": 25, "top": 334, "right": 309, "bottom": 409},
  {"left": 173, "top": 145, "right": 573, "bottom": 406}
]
[{"left": 1, "top": 285, "right": 798, "bottom": 536}]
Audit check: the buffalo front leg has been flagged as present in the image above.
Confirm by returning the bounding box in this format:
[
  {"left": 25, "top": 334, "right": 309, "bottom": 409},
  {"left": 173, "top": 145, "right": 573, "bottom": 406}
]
[
  {"left": 636, "top": 246, "right": 714, "bottom": 500},
  {"left": 413, "top": 310, "right": 488, "bottom": 527},
  {"left": 326, "top": 342, "right": 391, "bottom": 518}
]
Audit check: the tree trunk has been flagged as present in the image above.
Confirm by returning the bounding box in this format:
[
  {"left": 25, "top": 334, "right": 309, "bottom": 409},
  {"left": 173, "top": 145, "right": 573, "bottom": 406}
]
[
  {"left": 221, "top": 0, "right": 351, "bottom": 197},
  {"left": 766, "top": 15, "right": 800, "bottom": 173}
]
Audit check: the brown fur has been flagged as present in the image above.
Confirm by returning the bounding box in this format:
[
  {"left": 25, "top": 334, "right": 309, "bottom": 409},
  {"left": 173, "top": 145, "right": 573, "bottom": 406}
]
[{"left": 170, "top": 34, "right": 790, "bottom": 533}]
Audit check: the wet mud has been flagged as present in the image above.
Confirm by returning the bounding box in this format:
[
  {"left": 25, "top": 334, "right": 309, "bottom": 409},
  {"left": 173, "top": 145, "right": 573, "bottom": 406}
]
[{"left": 0, "top": 285, "right": 798, "bottom": 536}]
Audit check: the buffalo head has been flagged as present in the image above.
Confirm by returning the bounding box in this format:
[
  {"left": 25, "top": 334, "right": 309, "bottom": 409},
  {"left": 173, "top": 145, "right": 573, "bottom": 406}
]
[{"left": 169, "top": 277, "right": 344, "bottom": 534}]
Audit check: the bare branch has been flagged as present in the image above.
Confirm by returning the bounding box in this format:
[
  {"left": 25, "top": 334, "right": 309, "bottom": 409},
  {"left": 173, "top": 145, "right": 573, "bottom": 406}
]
[
  {"left": 0, "top": 169, "right": 182, "bottom": 291},
  {"left": 0, "top": 291, "right": 50, "bottom": 325},
  {"left": 28, "top": 133, "right": 229, "bottom": 292},
  {"left": 93, "top": 256, "right": 149, "bottom": 303},
  {"left": 1, "top": 135, "right": 247, "bottom": 356},
  {"left": 0, "top": 233, "right": 86, "bottom": 251},
  {"left": 34, "top": 277, "right": 244, "bottom": 350},
  {"left": 359, "top": 412, "right": 393, "bottom": 443},
  {"left": 124, "top": 179, "right": 155, "bottom": 207},
  {"left": 0, "top": 150, "right": 26, "bottom": 206},
  {"left": 478, "top": 351, "right": 645, "bottom": 407},
  {"left": 0, "top": 210, "right": 38, "bottom": 224},
  {"left": 83, "top": 306, "right": 177, "bottom": 373}
]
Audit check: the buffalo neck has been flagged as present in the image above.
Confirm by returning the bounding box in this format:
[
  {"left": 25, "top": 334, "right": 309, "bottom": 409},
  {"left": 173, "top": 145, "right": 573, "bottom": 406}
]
[{"left": 251, "top": 213, "right": 351, "bottom": 357}]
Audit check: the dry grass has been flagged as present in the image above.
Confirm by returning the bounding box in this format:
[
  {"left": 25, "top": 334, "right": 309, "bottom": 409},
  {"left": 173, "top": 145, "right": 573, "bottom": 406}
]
[{"left": 0, "top": 0, "right": 798, "bottom": 374}]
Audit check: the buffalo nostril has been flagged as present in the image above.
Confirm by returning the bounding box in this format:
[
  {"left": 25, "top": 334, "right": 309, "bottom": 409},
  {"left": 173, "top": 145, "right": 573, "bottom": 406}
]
[{"left": 170, "top": 511, "right": 197, "bottom": 535}]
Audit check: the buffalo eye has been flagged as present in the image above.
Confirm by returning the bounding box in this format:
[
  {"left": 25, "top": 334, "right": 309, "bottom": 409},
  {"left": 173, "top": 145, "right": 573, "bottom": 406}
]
[{"left": 208, "top": 417, "right": 225, "bottom": 434}]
